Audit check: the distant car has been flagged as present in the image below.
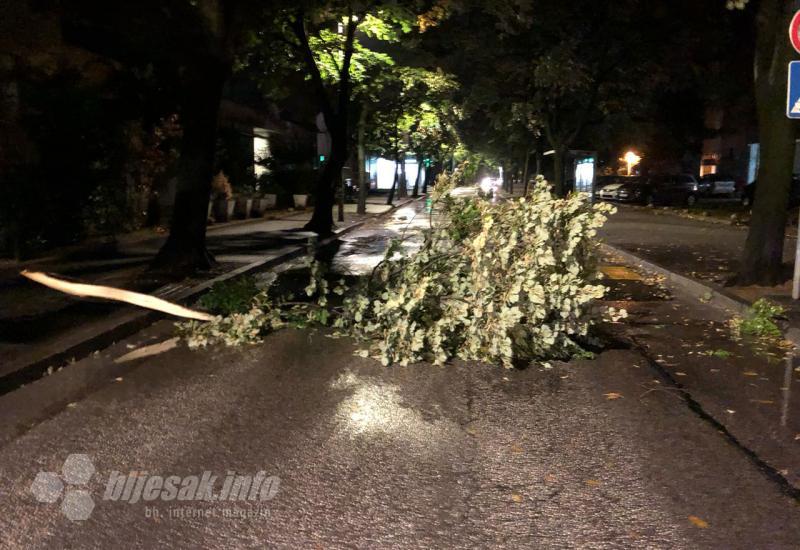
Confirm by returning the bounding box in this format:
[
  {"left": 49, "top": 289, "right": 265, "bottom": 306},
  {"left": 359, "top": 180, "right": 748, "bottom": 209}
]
[
  {"left": 697, "top": 173, "right": 738, "bottom": 198},
  {"left": 594, "top": 176, "right": 646, "bottom": 202},
  {"left": 741, "top": 175, "right": 800, "bottom": 208},
  {"left": 595, "top": 174, "right": 700, "bottom": 206},
  {"left": 637, "top": 174, "right": 702, "bottom": 206}
]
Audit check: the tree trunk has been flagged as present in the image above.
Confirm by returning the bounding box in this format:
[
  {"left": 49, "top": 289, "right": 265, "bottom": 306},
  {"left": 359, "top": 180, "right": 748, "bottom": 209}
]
[
  {"left": 387, "top": 161, "right": 399, "bottom": 205},
  {"left": 387, "top": 119, "right": 400, "bottom": 205},
  {"left": 292, "top": 11, "right": 356, "bottom": 236},
  {"left": 522, "top": 149, "right": 531, "bottom": 195},
  {"left": 337, "top": 171, "right": 344, "bottom": 223},
  {"left": 412, "top": 151, "right": 422, "bottom": 197},
  {"left": 304, "top": 147, "right": 343, "bottom": 236},
  {"left": 151, "top": 66, "right": 225, "bottom": 276},
  {"left": 422, "top": 163, "right": 439, "bottom": 195},
  {"left": 357, "top": 105, "right": 368, "bottom": 215},
  {"left": 738, "top": 0, "right": 797, "bottom": 285},
  {"left": 398, "top": 152, "right": 408, "bottom": 199},
  {"left": 552, "top": 145, "right": 567, "bottom": 197}
]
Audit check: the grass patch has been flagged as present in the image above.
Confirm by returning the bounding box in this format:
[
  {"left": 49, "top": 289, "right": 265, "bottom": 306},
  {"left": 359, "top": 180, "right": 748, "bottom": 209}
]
[{"left": 198, "top": 276, "right": 260, "bottom": 316}]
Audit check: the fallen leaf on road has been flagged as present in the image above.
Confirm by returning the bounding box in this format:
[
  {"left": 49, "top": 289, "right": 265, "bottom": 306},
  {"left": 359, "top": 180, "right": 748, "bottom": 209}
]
[
  {"left": 511, "top": 494, "right": 523, "bottom": 503},
  {"left": 688, "top": 515, "right": 709, "bottom": 529},
  {"left": 725, "top": 409, "right": 735, "bottom": 414},
  {"left": 604, "top": 392, "right": 623, "bottom": 400},
  {"left": 114, "top": 338, "right": 179, "bottom": 364},
  {"left": 510, "top": 444, "right": 523, "bottom": 454},
  {"left": 114, "top": 377, "right": 123, "bottom": 382},
  {"left": 585, "top": 479, "right": 601, "bottom": 487},
  {"left": 675, "top": 372, "right": 687, "bottom": 377},
  {"left": 742, "top": 371, "right": 759, "bottom": 377}
]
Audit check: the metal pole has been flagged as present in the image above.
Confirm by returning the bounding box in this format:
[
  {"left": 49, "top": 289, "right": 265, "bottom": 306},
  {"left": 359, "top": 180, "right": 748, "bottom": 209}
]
[{"left": 790, "top": 0, "right": 800, "bottom": 298}]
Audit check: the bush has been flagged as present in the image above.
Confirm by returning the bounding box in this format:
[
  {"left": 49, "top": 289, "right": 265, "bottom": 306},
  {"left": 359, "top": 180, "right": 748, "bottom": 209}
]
[
  {"left": 211, "top": 171, "right": 233, "bottom": 200},
  {"left": 731, "top": 298, "right": 784, "bottom": 339},
  {"left": 197, "top": 276, "right": 260, "bottom": 316}
]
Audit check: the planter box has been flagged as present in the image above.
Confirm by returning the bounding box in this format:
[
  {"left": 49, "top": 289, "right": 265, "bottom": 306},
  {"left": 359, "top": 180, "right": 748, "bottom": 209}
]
[
  {"left": 293, "top": 194, "right": 309, "bottom": 209},
  {"left": 234, "top": 198, "right": 253, "bottom": 219},
  {"left": 262, "top": 194, "right": 277, "bottom": 209},
  {"left": 214, "top": 198, "right": 236, "bottom": 222},
  {"left": 251, "top": 196, "right": 277, "bottom": 216}
]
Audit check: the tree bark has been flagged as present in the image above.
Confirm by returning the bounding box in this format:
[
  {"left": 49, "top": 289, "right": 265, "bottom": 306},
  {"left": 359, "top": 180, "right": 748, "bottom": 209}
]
[
  {"left": 357, "top": 105, "right": 368, "bottom": 215},
  {"left": 738, "top": 0, "right": 797, "bottom": 285},
  {"left": 151, "top": 65, "right": 225, "bottom": 276}
]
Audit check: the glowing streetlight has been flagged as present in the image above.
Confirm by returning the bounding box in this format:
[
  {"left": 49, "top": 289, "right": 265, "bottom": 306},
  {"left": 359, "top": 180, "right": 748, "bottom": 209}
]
[{"left": 623, "top": 151, "right": 641, "bottom": 176}]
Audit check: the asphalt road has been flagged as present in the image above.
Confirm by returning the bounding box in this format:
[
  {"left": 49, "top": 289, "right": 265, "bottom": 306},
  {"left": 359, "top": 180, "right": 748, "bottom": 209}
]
[
  {"left": 600, "top": 205, "right": 797, "bottom": 286},
  {"left": 1, "top": 200, "right": 799, "bottom": 548},
  {"left": 2, "top": 321, "right": 800, "bottom": 548}
]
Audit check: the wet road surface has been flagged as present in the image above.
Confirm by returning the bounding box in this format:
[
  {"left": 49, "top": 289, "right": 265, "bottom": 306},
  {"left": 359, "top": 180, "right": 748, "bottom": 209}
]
[{"left": 600, "top": 205, "right": 797, "bottom": 286}]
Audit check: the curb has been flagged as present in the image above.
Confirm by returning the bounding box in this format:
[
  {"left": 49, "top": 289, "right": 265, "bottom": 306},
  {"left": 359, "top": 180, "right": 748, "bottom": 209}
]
[
  {"left": 0, "top": 196, "right": 423, "bottom": 396},
  {"left": 600, "top": 243, "right": 751, "bottom": 317}
]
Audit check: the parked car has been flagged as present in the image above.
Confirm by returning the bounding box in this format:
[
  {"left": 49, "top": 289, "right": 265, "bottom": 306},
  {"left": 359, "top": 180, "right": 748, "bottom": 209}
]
[
  {"left": 645, "top": 174, "right": 702, "bottom": 206},
  {"left": 594, "top": 176, "right": 646, "bottom": 202},
  {"left": 595, "top": 174, "right": 700, "bottom": 206},
  {"left": 741, "top": 175, "right": 800, "bottom": 208},
  {"left": 697, "top": 173, "right": 738, "bottom": 198}
]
